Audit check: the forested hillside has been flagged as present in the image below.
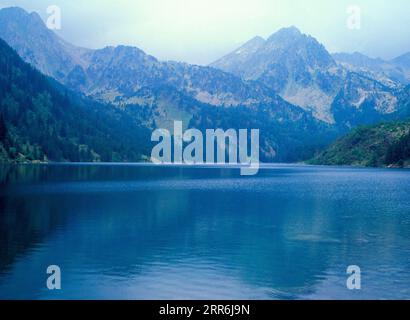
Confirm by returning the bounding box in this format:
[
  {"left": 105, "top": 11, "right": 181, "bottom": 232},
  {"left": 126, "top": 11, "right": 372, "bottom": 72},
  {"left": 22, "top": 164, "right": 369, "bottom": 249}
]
[
  {"left": 0, "top": 38, "right": 151, "bottom": 162},
  {"left": 309, "top": 121, "right": 410, "bottom": 167}
]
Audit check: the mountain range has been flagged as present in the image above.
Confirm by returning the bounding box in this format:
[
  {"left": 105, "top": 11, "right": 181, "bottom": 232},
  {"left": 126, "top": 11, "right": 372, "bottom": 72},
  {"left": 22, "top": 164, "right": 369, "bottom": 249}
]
[
  {"left": 211, "top": 26, "right": 410, "bottom": 125},
  {"left": 0, "top": 6, "right": 410, "bottom": 163},
  {"left": 332, "top": 51, "right": 410, "bottom": 86}
]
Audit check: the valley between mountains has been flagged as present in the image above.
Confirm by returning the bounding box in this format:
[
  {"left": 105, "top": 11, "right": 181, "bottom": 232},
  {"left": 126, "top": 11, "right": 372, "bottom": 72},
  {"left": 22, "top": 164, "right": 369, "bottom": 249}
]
[{"left": 0, "top": 7, "right": 409, "bottom": 166}]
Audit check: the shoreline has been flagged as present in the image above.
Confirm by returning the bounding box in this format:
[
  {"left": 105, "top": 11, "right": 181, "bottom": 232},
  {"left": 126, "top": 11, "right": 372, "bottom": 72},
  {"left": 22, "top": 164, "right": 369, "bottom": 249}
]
[{"left": 1, "top": 161, "right": 409, "bottom": 170}]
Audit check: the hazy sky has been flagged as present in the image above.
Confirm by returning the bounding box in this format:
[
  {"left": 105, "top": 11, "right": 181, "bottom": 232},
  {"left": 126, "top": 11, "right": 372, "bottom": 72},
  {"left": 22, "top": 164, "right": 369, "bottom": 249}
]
[{"left": 1, "top": 0, "right": 410, "bottom": 65}]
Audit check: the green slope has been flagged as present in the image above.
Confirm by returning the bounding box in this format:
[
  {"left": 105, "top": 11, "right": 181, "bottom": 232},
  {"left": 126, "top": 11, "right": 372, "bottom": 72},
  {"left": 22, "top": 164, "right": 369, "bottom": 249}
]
[
  {"left": 309, "top": 120, "right": 410, "bottom": 167},
  {"left": 0, "top": 38, "right": 151, "bottom": 163}
]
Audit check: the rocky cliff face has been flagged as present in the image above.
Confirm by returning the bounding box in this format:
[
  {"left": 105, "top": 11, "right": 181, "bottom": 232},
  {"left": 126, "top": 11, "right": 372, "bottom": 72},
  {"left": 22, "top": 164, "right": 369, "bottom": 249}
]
[{"left": 211, "top": 26, "right": 405, "bottom": 124}]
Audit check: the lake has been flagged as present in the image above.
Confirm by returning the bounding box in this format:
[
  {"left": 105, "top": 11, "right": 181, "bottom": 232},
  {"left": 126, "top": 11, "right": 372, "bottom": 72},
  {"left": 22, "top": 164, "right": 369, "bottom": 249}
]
[{"left": 0, "top": 163, "right": 409, "bottom": 300}]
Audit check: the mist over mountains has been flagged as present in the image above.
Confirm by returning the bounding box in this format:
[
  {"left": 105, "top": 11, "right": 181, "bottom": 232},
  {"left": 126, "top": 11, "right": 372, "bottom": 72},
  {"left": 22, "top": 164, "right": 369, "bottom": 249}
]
[{"left": 0, "top": 6, "right": 409, "bottom": 163}]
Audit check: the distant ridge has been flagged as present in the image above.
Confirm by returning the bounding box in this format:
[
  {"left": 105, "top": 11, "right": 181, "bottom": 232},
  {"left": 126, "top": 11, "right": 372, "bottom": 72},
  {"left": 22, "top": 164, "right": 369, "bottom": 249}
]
[{"left": 211, "top": 26, "right": 404, "bottom": 124}]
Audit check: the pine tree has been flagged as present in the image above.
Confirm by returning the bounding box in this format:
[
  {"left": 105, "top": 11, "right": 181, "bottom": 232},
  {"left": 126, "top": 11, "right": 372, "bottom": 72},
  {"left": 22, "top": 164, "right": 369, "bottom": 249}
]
[{"left": 0, "top": 113, "right": 7, "bottom": 142}]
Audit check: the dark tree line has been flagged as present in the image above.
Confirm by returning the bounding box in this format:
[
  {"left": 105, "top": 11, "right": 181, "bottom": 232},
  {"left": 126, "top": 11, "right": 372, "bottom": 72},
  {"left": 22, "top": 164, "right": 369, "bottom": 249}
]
[
  {"left": 0, "top": 113, "right": 6, "bottom": 142},
  {"left": 0, "top": 38, "right": 152, "bottom": 163},
  {"left": 385, "top": 130, "right": 410, "bottom": 166}
]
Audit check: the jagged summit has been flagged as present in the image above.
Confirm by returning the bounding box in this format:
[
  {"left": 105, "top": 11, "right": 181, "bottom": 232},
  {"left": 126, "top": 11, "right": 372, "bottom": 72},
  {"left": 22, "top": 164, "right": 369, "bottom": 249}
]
[
  {"left": 246, "top": 35, "right": 266, "bottom": 44},
  {"left": 267, "top": 26, "right": 302, "bottom": 41},
  {"left": 210, "top": 25, "right": 339, "bottom": 122},
  {"left": 0, "top": 6, "right": 45, "bottom": 28},
  {"left": 211, "top": 25, "right": 335, "bottom": 78}
]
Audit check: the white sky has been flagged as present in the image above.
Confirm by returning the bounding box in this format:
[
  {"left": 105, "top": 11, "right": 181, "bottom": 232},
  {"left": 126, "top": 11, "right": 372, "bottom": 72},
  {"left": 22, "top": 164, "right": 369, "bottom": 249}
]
[{"left": 1, "top": 0, "right": 410, "bottom": 65}]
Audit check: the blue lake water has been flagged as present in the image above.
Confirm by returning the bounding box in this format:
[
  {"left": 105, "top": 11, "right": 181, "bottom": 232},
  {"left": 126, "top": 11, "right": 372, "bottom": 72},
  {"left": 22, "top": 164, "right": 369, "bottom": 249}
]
[{"left": 0, "top": 163, "right": 409, "bottom": 300}]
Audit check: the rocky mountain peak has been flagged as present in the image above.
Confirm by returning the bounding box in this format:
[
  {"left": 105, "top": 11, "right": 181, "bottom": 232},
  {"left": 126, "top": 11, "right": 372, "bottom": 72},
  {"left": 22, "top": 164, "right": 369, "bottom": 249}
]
[
  {"left": 267, "top": 26, "right": 302, "bottom": 42},
  {"left": 0, "top": 6, "right": 49, "bottom": 35}
]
